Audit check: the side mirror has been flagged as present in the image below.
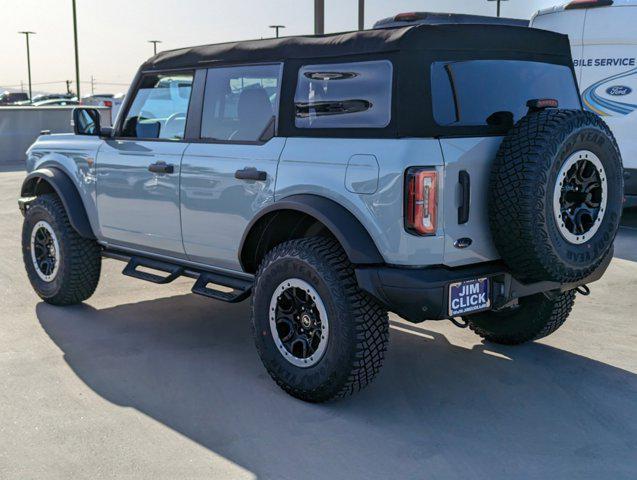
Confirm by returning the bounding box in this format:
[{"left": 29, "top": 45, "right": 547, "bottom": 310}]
[{"left": 72, "top": 108, "right": 101, "bottom": 136}]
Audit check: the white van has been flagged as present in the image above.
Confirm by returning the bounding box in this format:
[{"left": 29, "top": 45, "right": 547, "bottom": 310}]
[{"left": 531, "top": 0, "right": 637, "bottom": 207}]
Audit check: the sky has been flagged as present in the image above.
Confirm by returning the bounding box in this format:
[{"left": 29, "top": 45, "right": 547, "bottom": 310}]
[{"left": 0, "top": 0, "right": 563, "bottom": 95}]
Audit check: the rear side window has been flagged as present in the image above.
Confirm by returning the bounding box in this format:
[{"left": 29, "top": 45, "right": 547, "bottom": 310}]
[
  {"left": 201, "top": 64, "right": 281, "bottom": 142},
  {"left": 294, "top": 60, "right": 393, "bottom": 129},
  {"left": 431, "top": 60, "right": 581, "bottom": 128}
]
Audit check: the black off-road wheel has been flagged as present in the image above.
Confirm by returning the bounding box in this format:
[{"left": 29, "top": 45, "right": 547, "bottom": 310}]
[
  {"left": 490, "top": 109, "right": 623, "bottom": 283},
  {"left": 251, "top": 237, "right": 389, "bottom": 402},
  {"left": 22, "top": 194, "right": 101, "bottom": 305},
  {"left": 466, "top": 290, "right": 576, "bottom": 345}
]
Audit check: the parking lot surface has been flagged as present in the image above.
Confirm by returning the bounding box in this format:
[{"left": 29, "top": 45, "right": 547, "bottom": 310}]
[{"left": 1, "top": 165, "right": 636, "bottom": 480}]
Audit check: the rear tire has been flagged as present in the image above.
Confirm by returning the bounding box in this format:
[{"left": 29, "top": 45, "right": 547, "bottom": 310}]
[
  {"left": 22, "top": 194, "right": 101, "bottom": 305},
  {"left": 251, "top": 237, "right": 389, "bottom": 402},
  {"left": 465, "top": 290, "right": 576, "bottom": 345}
]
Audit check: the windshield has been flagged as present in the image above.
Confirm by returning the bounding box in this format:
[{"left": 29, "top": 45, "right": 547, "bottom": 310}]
[{"left": 431, "top": 60, "right": 581, "bottom": 128}]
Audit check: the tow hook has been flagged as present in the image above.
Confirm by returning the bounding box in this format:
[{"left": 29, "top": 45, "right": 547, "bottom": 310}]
[
  {"left": 576, "top": 285, "right": 591, "bottom": 296},
  {"left": 449, "top": 317, "right": 469, "bottom": 329}
]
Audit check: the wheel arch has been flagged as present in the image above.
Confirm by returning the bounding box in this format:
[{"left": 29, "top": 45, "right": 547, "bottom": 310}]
[
  {"left": 239, "top": 194, "right": 384, "bottom": 273},
  {"left": 21, "top": 167, "right": 96, "bottom": 239}
]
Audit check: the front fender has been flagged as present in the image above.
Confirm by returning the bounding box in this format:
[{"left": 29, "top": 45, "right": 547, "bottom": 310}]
[{"left": 20, "top": 167, "right": 96, "bottom": 239}]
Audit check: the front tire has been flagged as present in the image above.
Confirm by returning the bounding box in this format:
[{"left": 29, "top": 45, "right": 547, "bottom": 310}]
[
  {"left": 251, "top": 237, "right": 389, "bottom": 402},
  {"left": 22, "top": 194, "right": 101, "bottom": 305},
  {"left": 465, "top": 290, "right": 576, "bottom": 345}
]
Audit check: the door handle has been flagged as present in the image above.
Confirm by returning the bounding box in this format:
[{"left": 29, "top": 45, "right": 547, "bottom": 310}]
[
  {"left": 148, "top": 161, "right": 174, "bottom": 174},
  {"left": 235, "top": 167, "right": 267, "bottom": 181}
]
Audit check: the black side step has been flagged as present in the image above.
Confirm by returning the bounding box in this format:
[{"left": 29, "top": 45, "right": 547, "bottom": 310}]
[
  {"left": 122, "top": 257, "right": 184, "bottom": 284},
  {"left": 107, "top": 249, "right": 254, "bottom": 303},
  {"left": 192, "top": 272, "right": 252, "bottom": 303}
]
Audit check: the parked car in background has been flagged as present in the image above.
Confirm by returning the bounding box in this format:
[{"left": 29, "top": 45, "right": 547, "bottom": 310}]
[
  {"left": 32, "top": 93, "right": 75, "bottom": 104},
  {"left": 81, "top": 93, "right": 115, "bottom": 107},
  {"left": 81, "top": 93, "right": 125, "bottom": 125},
  {"left": 110, "top": 93, "right": 126, "bottom": 121},
  {"left": 12, "top": 93, "right": 76, "bottom": 106},
  {"left": 0, "top": 91, "right": 29, "bottom": 105},
  {"left": 33, "top": 98, "right": 79, "bottom": 106},
  {"left": 531, "top": 0, "right": 637, "bottom": 207}
]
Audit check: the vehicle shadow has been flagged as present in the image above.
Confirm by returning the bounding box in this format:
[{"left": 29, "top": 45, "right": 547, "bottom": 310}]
[
  {"left": 37, "top": 296, "right": 637, "bottom": 480},
  {"left": 616, "top": 208, "right": 637, "bottom": 262}
]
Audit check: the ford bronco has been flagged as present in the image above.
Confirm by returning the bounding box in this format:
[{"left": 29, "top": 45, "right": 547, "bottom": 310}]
[{"left": 19, "top": 24, "right": 624, "bottom": 402}]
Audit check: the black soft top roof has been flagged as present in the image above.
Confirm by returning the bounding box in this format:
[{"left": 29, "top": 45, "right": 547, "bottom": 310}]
[
  {"left": 119, "top": 24, "right": 577, "bottom": 139},
  {"left": 141, "top": 24, "right": 571, "bottom": 72}
]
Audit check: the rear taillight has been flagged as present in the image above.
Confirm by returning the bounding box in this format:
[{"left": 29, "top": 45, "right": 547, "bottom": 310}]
[
  {"left": 565, "top": 0, "right": 613, "bottom": 10},
  {"left": 405, "top": 168, "right": 438, "bottom": 236},
  {"left": 103, "top": 100, "right": 113, "bottom": 107}
]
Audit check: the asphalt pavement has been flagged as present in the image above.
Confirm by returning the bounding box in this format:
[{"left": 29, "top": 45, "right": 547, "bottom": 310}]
[{"left": 0, "top": 165, "right": 635, "bottom": 480}]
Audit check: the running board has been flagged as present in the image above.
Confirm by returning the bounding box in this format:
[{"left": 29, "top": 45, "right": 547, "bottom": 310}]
[
  {"left": 123, "top": 257, "right": 184, "bottom": 284},
  {"left": 107, "top": 251, "right": 253, "bottom": 303},
  {"left": 192, "top": 272, "right": 252, "bottom": 303}
]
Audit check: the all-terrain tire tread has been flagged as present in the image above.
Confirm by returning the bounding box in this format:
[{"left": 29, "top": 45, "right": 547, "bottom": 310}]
[
  {"left": 251, "top": 236, "right": 389, "bottom": 402},
  {"left": 467, "top": 290, "right": 576, "bottom": 345},
  {"left": 22, "top": 194, "right": 101, "bottom": 305},
  {"left": 490, "top": 109, "right": 620, "bottom": 283}
]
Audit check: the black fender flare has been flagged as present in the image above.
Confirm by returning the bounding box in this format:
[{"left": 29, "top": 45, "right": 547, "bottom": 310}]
[
  {"left": 20, "top": 167, "right": 96, "bottom": 239},
  {"left": 239, "top": 194, "right": 384, "bottom": 271}
]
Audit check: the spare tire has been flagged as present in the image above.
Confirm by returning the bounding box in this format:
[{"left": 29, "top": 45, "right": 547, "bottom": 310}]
[{"left": 490, "top": 109, "right": 623, "bottom": 283}]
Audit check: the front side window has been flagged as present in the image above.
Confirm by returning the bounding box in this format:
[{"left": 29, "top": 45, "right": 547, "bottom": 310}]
[
  {"left": 294, "top": 60, "right": 393, "bottom": 129},
  {"left": 431, "top": 60, "right": 581, "bottom": 128},
  {"left": 121, "top": 72, "right": 194, "bottom": 140},
  {"left": 201, "top": 64, "right": 281, "bottom": 142}
]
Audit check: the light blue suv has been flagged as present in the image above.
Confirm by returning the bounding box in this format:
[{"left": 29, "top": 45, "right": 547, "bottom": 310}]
[{"left": 19, "top": 24, "right": 624, "bottom": 401}]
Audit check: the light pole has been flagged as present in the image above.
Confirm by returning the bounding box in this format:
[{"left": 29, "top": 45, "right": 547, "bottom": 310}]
[
  {"left": 72, "top": 0, "right": 81, "bottom": 98},
  {"left": 269, "top": 25, "right": 285, "bottom": 38},
  {"left": 18, "top": 31, "right": 35, "bottom": 102},
  {"left": 315, "top": 0, "right": 324, "bottom": 35},
  {"left": 487, "top": 0, "right": 509, "bottom": 17},
  {"left": 358, "top": 0, "right": 365, "bottom": 31},
  {"left": 148, "top": 40, "right": 162, "bottom": 55}
]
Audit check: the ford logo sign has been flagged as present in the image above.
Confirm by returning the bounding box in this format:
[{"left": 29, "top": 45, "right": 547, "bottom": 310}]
[{"left": 606, "top": 85, "right": 632, "bottom": 96}]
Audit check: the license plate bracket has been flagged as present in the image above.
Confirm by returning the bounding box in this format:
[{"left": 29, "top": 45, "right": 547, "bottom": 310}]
[{"left": 448, "top": 277, "right": 491, "bottom": 316}]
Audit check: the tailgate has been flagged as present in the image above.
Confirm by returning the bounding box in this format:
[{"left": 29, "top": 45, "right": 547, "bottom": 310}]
[{"left": 440, "top": 137, "right": 502, "bottom": 267}]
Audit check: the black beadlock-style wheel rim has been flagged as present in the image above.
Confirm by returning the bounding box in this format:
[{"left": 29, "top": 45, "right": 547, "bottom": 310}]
[
  {"left": 269, "top": 278, "right": 329, "bottom": 368},
  {"left": 553, "top": 150, "right": 607, "bottom": 245},
  {"left": 30, "top": 220, "right": 60, "bottom": 282}
]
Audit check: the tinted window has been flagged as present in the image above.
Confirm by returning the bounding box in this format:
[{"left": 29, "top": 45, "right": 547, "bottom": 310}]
[
  {"left": 201, "top": 64, "right": 281, "bottom": 142},
  {"left": 431, "top": 60, "right": 580, "bottom": 127},
  {"left": 295, "top": 60, "right": 393, "bottom": 129},
  {"left": 121, "top": 73, "right": 193, "bottom": 139}
]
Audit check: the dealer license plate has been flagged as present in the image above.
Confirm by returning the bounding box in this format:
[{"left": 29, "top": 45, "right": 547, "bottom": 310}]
[{"left": 448, "top": 278, "right": 491, "bottom": 316}]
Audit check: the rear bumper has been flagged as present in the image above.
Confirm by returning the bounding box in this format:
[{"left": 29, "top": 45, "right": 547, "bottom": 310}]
[{"left": 355, "top": 249, "right": 613, "bottom": 323}]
